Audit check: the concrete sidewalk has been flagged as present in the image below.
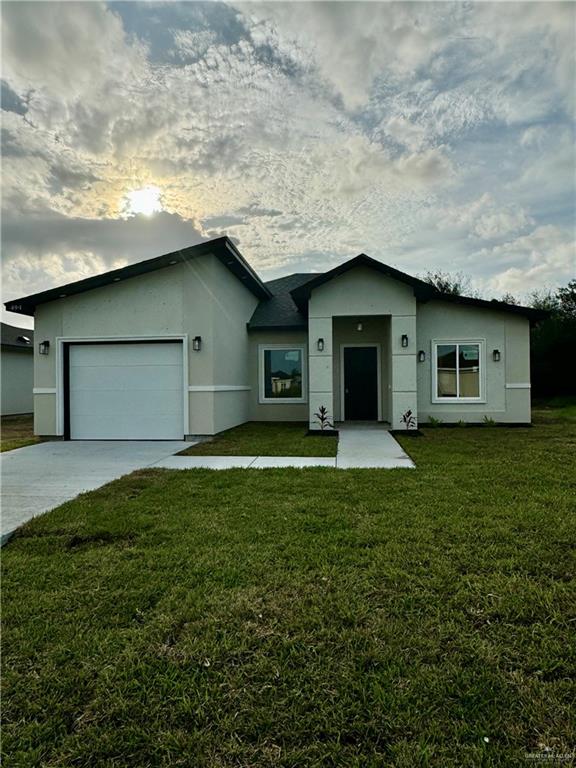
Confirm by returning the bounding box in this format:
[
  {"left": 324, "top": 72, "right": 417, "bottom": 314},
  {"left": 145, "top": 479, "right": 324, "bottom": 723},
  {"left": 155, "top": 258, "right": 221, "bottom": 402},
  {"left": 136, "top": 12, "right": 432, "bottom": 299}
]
[
  {"left": 152, "top": 426, "right": 414, "bottom": 470},
  {"left": 152, "top": 455, "right": 336, "bottom": 469}
]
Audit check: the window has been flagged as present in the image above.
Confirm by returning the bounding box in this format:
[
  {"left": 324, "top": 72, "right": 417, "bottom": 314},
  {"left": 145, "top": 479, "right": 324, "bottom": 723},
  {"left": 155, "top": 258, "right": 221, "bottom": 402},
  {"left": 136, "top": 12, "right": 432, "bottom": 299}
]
[
  {"left": 434, "top": 341, "right": 483, "bottom": 401},
  {"left": 259, "top": 346, "right": 306, "bottom": 403}
]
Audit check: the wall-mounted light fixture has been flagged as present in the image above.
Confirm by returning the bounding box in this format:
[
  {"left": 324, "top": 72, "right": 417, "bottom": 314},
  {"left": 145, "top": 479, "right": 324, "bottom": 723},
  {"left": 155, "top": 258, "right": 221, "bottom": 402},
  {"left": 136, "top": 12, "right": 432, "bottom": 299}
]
[
  {"left": 492, "top": 349, "right": 501, "bottom": 362},
  {"left": 401, "top": 334, "right": 409, "bottom": 348},
  {"left": 192, "top": 336, "right": 202, "bottom": 352},
  {"left": 418, "top": 350, "right": 426, "bottom": 362},
  {"left": 39, "top": 340, "right": 50, "bottom": 355},
  {"left": 317, "top": 338, "right": 324, "bottom": 352},
  {"left": 356, "top": 322, "right": 363, "bottom": 332}
]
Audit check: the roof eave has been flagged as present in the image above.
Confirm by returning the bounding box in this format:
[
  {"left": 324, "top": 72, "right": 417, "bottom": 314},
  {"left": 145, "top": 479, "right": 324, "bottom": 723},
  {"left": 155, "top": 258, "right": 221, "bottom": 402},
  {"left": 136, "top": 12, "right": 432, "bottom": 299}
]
[
  {"left": 288, "top": 254, "right": 547, "bottom": 323},
  {"left": 247, "top": 322, "right": 308, "bottom": 332},
  {"left": 1, "top": 343, "right": 34, "bottom": 351},
  {"left": 4, "top": 236, "right": 271, "bottom": 316},
  {"left": 427, "top": 292, "right": 550, "bottom": 322}
]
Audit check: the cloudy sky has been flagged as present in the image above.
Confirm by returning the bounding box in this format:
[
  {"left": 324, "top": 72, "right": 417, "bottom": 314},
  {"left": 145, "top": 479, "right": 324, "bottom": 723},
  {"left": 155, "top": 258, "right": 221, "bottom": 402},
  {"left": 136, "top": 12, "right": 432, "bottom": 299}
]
[{"left": 2, "top": 1, "right": 575, "bottom": 328}]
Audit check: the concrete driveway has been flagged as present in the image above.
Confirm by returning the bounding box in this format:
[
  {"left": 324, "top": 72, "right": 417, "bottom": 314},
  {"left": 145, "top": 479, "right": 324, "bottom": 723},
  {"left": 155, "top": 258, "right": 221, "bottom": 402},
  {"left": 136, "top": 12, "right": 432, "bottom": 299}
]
[{"left": 1, "top": 440, "right": 189, "bottom": 544}]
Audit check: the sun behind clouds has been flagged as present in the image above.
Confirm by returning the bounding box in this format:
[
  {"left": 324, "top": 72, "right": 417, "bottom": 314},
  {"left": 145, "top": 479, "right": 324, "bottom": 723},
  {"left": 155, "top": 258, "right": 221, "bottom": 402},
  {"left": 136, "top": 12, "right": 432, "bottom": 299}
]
[{"left": 125, "top": 186, "right": 163, "bottom": 216}]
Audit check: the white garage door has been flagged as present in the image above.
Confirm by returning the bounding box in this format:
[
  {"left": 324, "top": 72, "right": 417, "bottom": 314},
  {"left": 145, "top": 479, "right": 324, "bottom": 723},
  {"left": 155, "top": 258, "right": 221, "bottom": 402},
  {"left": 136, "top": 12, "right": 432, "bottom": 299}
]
[{"left": 69, "top": 342, "right": 184, "bottom": 440}]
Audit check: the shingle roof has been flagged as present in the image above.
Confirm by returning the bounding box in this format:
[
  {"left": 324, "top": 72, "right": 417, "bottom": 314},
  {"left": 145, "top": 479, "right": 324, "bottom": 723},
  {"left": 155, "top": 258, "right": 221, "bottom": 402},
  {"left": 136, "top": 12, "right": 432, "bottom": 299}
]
[
  {"left": 248, "top": 273, "right": 316, "bottom": 330},
  {"left": 1, "top": 322, "right": 34, "bottom": 350},
  {"left": 5, "top": 238, "right": 547, "bottom": 327}
]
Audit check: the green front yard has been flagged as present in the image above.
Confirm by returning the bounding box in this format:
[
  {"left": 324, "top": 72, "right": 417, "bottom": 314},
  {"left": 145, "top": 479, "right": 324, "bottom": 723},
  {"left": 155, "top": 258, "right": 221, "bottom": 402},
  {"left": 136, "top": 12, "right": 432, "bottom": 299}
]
[
  {"left": 2, "top": 410, "right": 575, "bottom": 766},
  {"left": 179, "top": 420, "right": 338, "bottom": 456},
  {"left": 1, "top": 414, "right": 38, "bottom": 452}
]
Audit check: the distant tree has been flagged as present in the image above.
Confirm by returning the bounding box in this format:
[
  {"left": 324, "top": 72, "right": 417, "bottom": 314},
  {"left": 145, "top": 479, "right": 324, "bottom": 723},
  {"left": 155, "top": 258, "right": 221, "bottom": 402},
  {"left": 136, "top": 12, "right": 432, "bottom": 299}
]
[
  {"left": 530, "top": 280, "right": 576, "bottom": 398},
  {"left": 529, "top": 289, "right": 560, "bottom": 313},
  {"left": 557, "top": 279, "right": 576, "bottom": 318},
  {"left": 421, "top": 270, "right": 478, "bottom": 297},
  {"left": 500, "top": 292, "right": 518, "bottom": 305}
]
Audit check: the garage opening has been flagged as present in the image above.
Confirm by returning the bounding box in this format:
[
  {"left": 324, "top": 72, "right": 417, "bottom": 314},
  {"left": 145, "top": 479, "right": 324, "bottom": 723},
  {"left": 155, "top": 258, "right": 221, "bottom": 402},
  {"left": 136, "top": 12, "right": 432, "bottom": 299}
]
[{"left": 65, "top": 341, "right": 184, "bottom": 440}]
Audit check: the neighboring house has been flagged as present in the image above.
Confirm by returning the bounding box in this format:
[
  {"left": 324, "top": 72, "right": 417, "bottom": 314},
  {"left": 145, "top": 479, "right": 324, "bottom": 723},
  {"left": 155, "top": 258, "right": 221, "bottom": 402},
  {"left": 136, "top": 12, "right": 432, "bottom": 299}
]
[
  {"left": 1, "top": 322, "right": 34, "bottom": 416},
  {"left": 4, "top": 237, "right": 545, "bottom": 439}
]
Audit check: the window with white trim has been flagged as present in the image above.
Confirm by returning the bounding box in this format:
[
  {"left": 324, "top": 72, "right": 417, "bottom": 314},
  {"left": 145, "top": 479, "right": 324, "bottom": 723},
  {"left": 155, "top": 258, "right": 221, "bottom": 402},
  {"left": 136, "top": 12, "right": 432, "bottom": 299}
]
[
  {"left": 259, "top": 346, "right": 306, "bottom": 403},
  {"left": 434, "top": 341, "right": 483, "bottom": 401}
]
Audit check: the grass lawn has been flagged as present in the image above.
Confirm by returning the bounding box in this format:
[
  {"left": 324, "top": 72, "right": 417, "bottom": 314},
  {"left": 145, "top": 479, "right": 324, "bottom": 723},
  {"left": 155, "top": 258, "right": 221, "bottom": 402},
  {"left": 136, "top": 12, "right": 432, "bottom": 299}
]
[
  {"left": 179, "top": 421, "right": 338, "bottom": 456},
  {"left": 532, "top": 396, "right": 576, "bottom": 424},
  {"left": 2, "top": 411, "right": 575, "bottom": 767},
  {"left": 1, "top": 413, "right": 39, "bottom": 452}
]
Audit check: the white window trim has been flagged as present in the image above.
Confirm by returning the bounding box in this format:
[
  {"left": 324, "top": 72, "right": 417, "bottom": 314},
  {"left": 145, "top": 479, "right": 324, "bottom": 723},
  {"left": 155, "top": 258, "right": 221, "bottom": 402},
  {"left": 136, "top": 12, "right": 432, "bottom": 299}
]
[
  {"left": 431, "top": 339, "right": 486, "bottom": 404},
  {"left": 258, "top": 344, "right": 307, "bottom": 404}
]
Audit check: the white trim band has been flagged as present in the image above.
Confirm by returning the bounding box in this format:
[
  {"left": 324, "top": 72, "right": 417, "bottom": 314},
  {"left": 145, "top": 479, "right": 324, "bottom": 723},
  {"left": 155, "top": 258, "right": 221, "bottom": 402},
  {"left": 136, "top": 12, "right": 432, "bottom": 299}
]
[
  {"left": 33, "top": 387, "right": 57, "bottom": 394},
  {"left": 188, "top": 385, "right": 251, "bottom": 392},
  {"left": 505, "top": 383, "right": 531, "bottom": 389}
]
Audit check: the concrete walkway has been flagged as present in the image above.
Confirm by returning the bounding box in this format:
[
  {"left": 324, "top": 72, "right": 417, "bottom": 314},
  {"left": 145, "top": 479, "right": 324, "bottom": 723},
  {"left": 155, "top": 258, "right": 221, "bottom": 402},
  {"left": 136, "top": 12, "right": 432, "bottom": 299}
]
[
  {"left": 1, "top": 426, "right": 413, "bottom": 543},
  {"left": 1, "top": 440, "right": 189, "bottom": 543},
  {"left": 336, "top": 423, "right": 415, "bottom": 469},
  {"left": 154, "top": 425, "right": 414, "bottom": 471}
]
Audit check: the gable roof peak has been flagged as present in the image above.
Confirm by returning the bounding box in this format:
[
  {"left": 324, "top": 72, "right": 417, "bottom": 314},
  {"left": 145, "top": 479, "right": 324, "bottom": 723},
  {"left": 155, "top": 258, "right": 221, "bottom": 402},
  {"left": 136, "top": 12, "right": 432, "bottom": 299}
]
[{"left": 289, "top": 252, "right": 433, "bottom": 309}]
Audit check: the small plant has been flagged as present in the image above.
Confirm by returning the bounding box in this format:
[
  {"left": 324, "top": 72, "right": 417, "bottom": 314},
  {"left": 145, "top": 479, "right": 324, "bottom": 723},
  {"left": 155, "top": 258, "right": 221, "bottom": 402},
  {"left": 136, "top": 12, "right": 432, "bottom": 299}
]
[
  {"left": 483, "top": 415, "right": 496, "bottom": 426},
  {"left": 314, "top": 405, "right": 333, "bottom": 430},
  {"left": 428, "top": 416, "right": 442, "bottom": 428},
  {"left": 457, "top": 420, "right": 467, "bottom": 428},
  {"left": 401, "top": 409, "right": 416, "bottom": 430}
]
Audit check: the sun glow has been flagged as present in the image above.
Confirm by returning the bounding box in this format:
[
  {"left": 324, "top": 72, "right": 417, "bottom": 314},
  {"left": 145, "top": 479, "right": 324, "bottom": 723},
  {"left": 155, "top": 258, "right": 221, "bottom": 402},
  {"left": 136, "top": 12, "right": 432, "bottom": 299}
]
[{"left": 125, "top": 186, "right": 163, "bottom": 216}]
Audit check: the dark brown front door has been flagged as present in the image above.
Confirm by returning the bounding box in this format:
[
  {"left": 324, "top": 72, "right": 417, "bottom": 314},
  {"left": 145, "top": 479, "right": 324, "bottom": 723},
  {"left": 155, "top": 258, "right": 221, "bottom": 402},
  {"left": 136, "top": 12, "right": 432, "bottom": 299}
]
[{"left": 343, "top": 347, "right": 378, "bottom": 420}]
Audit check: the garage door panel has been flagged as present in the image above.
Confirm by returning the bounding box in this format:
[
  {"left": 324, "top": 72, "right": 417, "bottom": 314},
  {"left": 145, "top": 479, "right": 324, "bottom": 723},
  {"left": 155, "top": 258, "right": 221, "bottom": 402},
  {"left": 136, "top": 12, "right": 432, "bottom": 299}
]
[
  {"left": 70, "top": 365, "right": 183, "bottom": 392},
  {"left": 70, "top": 389, "right": 183, "bottom": 416},
  {"left": 69, "top": 342, "right": 184, "bottom": 440},
  {"left": 71, "top": 414, "right": 183, "bottom": 440},
  {"left": 71, "top": 343, "right": 182, "bottom": 366}
]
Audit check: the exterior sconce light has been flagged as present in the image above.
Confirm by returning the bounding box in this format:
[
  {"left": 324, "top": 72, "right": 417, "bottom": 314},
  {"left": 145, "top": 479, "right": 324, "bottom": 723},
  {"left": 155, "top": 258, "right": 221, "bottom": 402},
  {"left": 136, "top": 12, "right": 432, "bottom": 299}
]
[
  {"left": 317, "top": 338, "right": 324, "bottom": 352},
  {"left": 492, "top": 349, "right": 501, "bottom": 362},
  {"left": 356, "top": 322, "right": 363, "bottom": 332},
  {"left": 418, "top": 350, "right": 426, "bottom": 362},
  {"left": 192, "top": 336, "right": 202, "bottom": 351},
  {"left": 401, "top": 334, "right": 409, "bottom": 348},
  {"left": 39, "top": 340, "right": 50, "bottom": 355}
]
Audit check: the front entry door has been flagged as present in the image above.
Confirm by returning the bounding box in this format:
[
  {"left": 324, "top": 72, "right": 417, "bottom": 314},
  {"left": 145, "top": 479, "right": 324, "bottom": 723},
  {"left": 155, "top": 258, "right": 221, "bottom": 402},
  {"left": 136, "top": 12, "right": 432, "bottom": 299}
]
[{"left": 343, "top": 347, "right": 378, "bottom": 420}]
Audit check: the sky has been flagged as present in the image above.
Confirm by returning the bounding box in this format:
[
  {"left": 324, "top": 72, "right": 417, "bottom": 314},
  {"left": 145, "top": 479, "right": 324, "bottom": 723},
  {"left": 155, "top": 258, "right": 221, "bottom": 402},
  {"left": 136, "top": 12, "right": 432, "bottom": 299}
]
[{"left": 2, "top": 1, "right": 575, "bottom": 329}]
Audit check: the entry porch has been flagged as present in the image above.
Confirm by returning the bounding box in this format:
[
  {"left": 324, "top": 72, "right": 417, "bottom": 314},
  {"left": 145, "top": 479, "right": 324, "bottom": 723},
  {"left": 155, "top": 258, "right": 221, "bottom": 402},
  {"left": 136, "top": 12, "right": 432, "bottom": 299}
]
[{"left": 308, "top": 314, "right": 418, "bottom": 431}]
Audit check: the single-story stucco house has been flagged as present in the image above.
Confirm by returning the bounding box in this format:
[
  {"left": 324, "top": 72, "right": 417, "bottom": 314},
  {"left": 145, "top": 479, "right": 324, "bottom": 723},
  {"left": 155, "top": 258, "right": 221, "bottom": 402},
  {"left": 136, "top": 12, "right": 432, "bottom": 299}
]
[
  {"left": 1, "top": 322, "right": 34, "bottom": 416},
  {"left": 4, "top": 237, "right": 545, "bottom": 439}
]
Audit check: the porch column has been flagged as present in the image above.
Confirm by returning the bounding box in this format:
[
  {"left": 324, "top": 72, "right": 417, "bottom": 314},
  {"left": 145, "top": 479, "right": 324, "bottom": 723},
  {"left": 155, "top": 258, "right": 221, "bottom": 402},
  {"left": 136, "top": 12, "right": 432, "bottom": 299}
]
[
  {"left": 390, "top": 315, "right": 418, "bottom": 429},
  {"left": 308, "top": 317, "right": 334, "bottom": 431}
]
